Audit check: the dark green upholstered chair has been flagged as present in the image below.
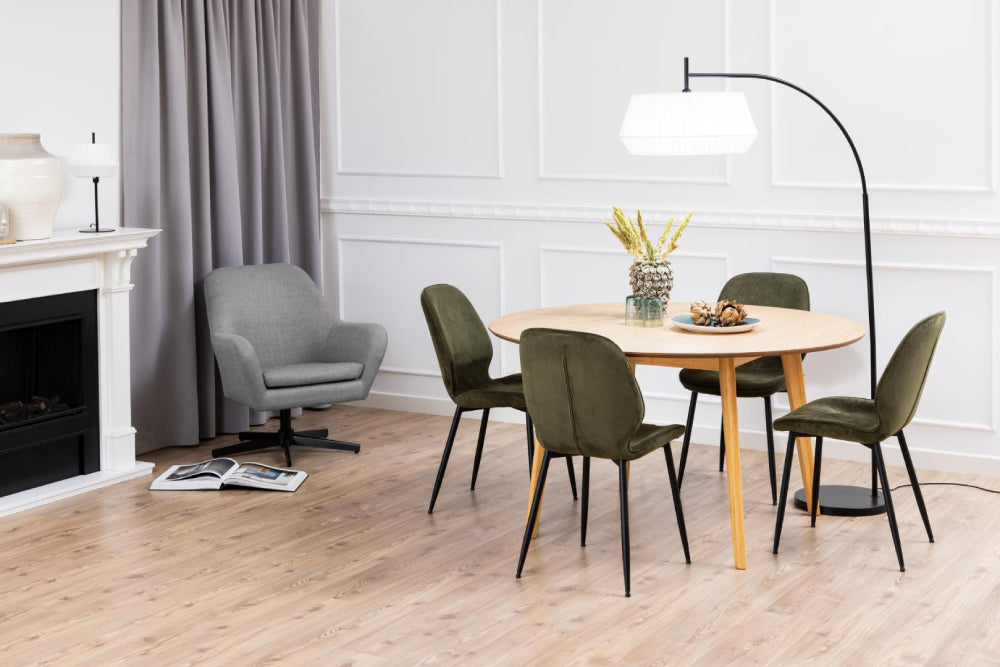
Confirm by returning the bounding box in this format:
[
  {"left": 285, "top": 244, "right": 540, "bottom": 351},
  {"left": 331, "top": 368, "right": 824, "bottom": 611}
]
[
  {"left": 516, "top": 328, "right": 690, "bottom": 597},
  {"left": 773, "top": 312, "right": 945, "bottom": 572},
  {"left": 678, "top": 272, "right": 810, "bottom": 504},
  {"left": 420, "top": 284, "right": 577, "bottom": 513}
]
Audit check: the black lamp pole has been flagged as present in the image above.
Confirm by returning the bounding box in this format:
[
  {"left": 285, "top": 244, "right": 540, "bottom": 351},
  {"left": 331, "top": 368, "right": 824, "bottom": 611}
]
[{"left": 683, "top": 57, "right": 885, "bottom": 516}]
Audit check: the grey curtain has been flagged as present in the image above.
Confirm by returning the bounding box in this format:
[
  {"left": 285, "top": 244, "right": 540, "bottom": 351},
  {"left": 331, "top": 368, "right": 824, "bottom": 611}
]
[{"left": 122, "top": 0, "right": 322, "bottom": 453}]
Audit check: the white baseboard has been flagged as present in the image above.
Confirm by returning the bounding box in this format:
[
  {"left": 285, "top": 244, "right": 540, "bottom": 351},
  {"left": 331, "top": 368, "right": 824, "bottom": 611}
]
[
  {"left": 0, "top": 461, "right": 154, "bottom": 518},
  {"left": 352, "top": 391, "right": 1000, "bottom": 478}
]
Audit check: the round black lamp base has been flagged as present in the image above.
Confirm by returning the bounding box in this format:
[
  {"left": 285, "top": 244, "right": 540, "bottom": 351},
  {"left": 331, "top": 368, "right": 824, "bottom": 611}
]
[
  {"left": 793, "top": 485, "right": 886, "bottom": 517},
  {"left": 80, "top": 228, "right": 116, "bottom": 233}
]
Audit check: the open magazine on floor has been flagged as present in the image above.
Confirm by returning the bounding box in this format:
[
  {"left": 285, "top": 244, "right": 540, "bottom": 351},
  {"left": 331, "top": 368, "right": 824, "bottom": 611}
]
[{"left": 149, "top": 457, "right": 307, "bottom": 492}]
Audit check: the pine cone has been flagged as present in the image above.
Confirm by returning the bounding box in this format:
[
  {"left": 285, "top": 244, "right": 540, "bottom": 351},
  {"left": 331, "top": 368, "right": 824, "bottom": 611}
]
[
  {"left": 715, "top": 300, "right": 748, "bottom": 327},
  {"left": 690, "top": 301, "right": 714, "bottom": 326}
]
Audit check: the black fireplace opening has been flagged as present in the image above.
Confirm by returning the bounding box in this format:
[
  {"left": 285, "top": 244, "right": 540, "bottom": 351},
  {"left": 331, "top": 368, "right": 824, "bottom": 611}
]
[{"left": 0, "top": 291, "right": 99, "bottom": 496}]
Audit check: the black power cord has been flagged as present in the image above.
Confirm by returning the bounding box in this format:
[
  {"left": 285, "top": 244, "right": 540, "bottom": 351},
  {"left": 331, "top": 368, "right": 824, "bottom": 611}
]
[{"left": 889, "top": 481, "right": 1000, "bottom": 494}]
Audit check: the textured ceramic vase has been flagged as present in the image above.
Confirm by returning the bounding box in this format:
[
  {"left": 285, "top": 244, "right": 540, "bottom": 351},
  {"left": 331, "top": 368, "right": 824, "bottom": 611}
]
[
  {"left": 0, "top": 134, "right": 62, "bottom": 240},
  {"left": 628, "top": 259, "right": 674, "bottom": 302}
]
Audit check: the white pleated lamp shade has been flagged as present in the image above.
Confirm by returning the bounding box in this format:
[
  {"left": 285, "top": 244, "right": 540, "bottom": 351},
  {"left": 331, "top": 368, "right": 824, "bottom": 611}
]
[
  {"left": 69, "top": 142, "right": 118, "bottom": 178},
  {"left": 619, "top": 91, "right": 758, "bottom": 156}
]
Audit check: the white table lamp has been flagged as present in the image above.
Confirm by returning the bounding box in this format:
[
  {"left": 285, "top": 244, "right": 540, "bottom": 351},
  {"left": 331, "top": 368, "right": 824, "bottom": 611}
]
[{"left": 69, "top": 132, "right": 118, "bottom": 233}]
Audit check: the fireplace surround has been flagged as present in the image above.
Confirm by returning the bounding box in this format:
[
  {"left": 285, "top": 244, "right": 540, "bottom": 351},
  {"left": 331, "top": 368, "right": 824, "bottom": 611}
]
[{"left": 0, "top": 227, "right": 159, "bottom": 515}]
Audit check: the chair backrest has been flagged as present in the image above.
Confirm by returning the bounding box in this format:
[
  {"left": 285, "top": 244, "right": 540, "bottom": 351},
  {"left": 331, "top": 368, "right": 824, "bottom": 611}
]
[
  {"left": 204, "top": 263, "right": 335, "bottom": 368},
  {"left": 420, "top": 284, "right": 494, "bottom": 400},
  {"left": 875, "top": 311, "right": 946, "bottom": 437},
  {"left": 718, "top": 272, "right": 810, "bottom": 372},
  {"left": 520, "top": 328, "right": 644, "bottom": 460}
]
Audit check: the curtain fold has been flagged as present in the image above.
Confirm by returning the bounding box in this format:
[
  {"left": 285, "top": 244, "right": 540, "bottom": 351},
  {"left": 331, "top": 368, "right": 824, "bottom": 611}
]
[{"left": 122, "top": 0, "right": 322, "bottom": 453}]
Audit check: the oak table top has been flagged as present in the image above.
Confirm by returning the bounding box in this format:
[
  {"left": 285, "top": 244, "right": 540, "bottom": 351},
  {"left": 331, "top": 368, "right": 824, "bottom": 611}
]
[{"left": 489, "top": 301, "right": 866, "bottom": 359}]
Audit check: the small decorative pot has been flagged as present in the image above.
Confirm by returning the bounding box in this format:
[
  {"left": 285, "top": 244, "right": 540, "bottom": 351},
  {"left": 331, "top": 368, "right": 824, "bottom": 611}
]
[
  {"left": 628, "top": 259, "right": 673, "bottom": 304},
  {"left": 0, "top": 134, "right": 62, "bottom": 240}
]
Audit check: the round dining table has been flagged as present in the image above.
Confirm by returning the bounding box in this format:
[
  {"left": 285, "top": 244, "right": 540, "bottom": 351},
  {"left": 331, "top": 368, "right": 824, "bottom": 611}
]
[{"left": 489, "top": 301, "right": 866, "bottom": 570}]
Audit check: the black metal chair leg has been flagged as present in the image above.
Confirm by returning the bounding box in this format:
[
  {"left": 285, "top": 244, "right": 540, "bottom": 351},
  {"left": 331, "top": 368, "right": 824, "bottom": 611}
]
[
  {"left": 810, "top": 437, "right": 823, "bottom": 527},
  {"left": 872, "top": 449, "right": 879, "bottom": 498},
  {"left": 428, "top": 407, "right": 463, "bottom": 514},
  {"left": 664, "top": 443, "right": 691, "bottom": 564},
  {"left": 896, "top": 430, "right": 933, "bottom": 543},
  {"left": 296, "top": 428, "right": 329, "bottom": 438},
  {"left": 517, "top": 451, "right": 552, "bottom": 578},
  {"left": 678, "top": 392, "right": 698, "bottom": 487},
  {"left": 773, "top": 431, "right": 797, "bottom": 554},
  {"left": 525, "top": 412, "right": 534, "bottom": 474},
  {"left": 719, "top": 416, "right": 726, "bottom": 472},
  {"left": 565, "top": 457, "right": 578, "bottom": 500},
  {"left": 764, "top": 396, "right": 777, "bottom": 505},
  {"left": 581, "top": 457, "right": 591, "bottom": 546},
  {"left": 618, "top": 460, "right": 631, "bottom": 597},
  {"left": 873, "top": 442, "right": 905, "bottom": 572},
  {"left": 470, "top": 409, "right": 490, "bottom": 490},
  {"left": 212, "top": 437, "right": 280, "bottom": 459}
]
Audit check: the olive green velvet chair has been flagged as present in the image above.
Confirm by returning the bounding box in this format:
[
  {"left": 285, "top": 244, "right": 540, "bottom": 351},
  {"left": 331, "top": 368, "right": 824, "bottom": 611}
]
[
  {"left": 516, "top": 328, "right": 690, "bottom": 597},
  {"left": 678, "top": 272, "right": 810, "bottom": 504},
  {"left": 773, "top": 312, "right": 945, "bottom": 572},
  {"left": 420, "top": 284, "right": 577, "bottom": 514}
]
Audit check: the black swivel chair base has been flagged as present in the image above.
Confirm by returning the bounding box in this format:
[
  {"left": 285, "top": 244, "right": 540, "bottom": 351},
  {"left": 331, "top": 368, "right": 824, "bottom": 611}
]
[{"left": 211, "top": 408, "right": 360, "bottom": 467}]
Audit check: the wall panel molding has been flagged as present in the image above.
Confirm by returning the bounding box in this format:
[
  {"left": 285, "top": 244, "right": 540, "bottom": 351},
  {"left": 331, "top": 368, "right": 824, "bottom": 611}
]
[
  {"left": 334, "top": 0, "right": 504, "bottom": 179},
  {"left": 767, "top": 0, "right": 998, "bottom": 194},
  {"left": 322, "top": 197, "right": 1000, "bottom": 240},
  {"left": 536, "top": 0, "right": 730, "bottom": 185},
  {"left": 336, "top": 235, "right": 506, "bottom": 377},
  {"left": 772, "top": 255, "right": 996, "bottom": 433}
]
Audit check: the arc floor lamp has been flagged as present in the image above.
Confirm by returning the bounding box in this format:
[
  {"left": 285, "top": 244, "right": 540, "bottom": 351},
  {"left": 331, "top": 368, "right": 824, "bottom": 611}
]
[{"left": 620, "top": 56, "right": 885, "bottom": 516}]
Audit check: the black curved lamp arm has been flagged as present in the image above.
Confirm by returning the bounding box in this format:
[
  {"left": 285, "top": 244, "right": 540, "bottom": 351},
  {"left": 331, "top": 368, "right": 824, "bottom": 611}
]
[{"left": 684, "top": 57, "right": 877, "bottom": 397}]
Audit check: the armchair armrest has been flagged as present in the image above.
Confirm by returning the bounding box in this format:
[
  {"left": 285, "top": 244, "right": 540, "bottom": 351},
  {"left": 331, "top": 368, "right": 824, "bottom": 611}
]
[
  {"left": 325, "top": 321, "right": 388, "bottom": 392},
  {"left": 212, "top": 332, "right": 268, "bottom": 408}
]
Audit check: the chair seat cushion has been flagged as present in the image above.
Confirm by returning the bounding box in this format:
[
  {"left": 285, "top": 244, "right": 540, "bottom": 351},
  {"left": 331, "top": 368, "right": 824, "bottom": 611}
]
[
  {"left": 626, "top": 422, "right": 686, "bottom": 460},
  {"left": 678, "top": 366, "right": 786, "bottom": 398},
  {"left": 773, "top": 396, "right": 882, "bottom": 443},
  {"left": 454, "top": 373, "right": 526, "bottom": 410},
  {"left": 263, "top": 362, "right": 364, "bottom": 388}
]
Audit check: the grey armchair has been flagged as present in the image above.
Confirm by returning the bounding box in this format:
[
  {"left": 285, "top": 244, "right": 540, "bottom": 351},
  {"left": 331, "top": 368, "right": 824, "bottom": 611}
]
[{"left": 205, "top": 263, "right": 387, "bottom": 466}]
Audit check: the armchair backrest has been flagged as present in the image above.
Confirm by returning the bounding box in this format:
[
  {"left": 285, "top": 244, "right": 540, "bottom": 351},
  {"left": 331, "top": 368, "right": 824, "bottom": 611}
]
[
  {"left": 420, "top": 284, "right": 493, "bottom": 400},
  {"left": 875, "top": 311, "right": 946, "bottom": 437},
  {"left": 718, "top": 272, "right": 810, "bottom": 373},
  {"left": 204, "top": 263, "right": 335, "bottom": 368},
  {"left": 520, "top": 328, "right": 643, "bottom": 459}
]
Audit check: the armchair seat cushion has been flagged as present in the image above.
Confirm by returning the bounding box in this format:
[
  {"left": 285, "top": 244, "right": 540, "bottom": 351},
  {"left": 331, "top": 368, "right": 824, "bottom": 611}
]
[
  {"left": 626, "top": 423, "right": 687, "bottom": 460},
  {"left": 679, "top": 367, "right": 786, "bottom": 398},
  {"left": 263, "top": 362, "right": 364, "bottom": 388},
  {"left": 453, "top": 373, "right": 526, "bottom": 410},
  {"left": 773, "top": 396, "right": 882, "bottom": 443}
]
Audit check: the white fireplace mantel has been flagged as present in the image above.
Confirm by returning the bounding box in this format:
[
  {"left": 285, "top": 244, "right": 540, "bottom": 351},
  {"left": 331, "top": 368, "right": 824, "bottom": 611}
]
[{"left": 0, "top": 227, "right": 161, "bottom": 516}]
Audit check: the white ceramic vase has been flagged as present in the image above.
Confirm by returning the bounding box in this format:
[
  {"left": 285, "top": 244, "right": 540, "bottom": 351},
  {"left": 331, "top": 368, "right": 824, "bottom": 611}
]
[{"left": 0, "top": 134, "right": 62, "bottom": 240}]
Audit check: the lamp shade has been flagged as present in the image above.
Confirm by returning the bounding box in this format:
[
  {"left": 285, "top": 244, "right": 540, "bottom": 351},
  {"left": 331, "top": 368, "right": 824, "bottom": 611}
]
[
  {"left": 619, "top": 91, "right": 758, "bottom": 156},
  {"left": 68, "top": 142, "right": 118, "bottom": 178}
]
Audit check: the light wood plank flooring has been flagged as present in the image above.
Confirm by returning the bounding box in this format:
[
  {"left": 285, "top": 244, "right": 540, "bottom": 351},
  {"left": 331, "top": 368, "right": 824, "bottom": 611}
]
[{"left": 2, "top": 405, "right": 999, "bottom": 664}]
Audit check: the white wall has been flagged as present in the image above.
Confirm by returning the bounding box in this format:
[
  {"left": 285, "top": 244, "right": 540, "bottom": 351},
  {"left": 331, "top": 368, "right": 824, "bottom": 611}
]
[
  {"left": 0, "top": 0, "right": 121, "bottom": 230},
  {"left": 323, "top": 0, "right": 1000, "bottom": 475}
]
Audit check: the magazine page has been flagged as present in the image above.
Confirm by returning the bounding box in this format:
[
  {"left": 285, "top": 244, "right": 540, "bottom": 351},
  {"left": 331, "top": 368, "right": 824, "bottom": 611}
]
[
  {"left": 165, "top": 458, "right": 238, "bottom": 481},
  {"left": 223, "top": 462, "right": 307, "bottom": 492},
  {"left": 150, "top": 459, "right": 239, "bottom": 491}
]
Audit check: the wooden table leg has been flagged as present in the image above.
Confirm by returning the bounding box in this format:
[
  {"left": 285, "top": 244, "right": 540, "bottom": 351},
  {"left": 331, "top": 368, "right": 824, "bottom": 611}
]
[
  {"left": 526, "top": 438, "right": 545, "bottom": 538},
  {"left": 781, "top": 354, "right": 814, "bottom": 514},
  {"left": 718, "top": 357, "right": 747, "bottom": 570}
]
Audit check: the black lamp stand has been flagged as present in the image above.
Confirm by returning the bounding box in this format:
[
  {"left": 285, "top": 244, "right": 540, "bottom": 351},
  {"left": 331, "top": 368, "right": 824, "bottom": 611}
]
[
  {"left": 683, "top": 57, "right": 886, "bottom": 517},
  {"left": 79, "top": 132, "right": 114, "bottom": 234}
]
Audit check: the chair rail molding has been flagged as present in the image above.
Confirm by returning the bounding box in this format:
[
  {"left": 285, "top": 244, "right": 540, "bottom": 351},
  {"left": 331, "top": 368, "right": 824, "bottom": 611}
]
[{"left": 322, "top": 198, "right": 1000, "bottom": 240}]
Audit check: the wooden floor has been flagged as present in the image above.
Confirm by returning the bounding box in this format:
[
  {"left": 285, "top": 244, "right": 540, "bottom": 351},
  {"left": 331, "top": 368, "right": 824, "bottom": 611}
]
[{"left": 2, "top": 405, "right": 1000, "bottom": 665}]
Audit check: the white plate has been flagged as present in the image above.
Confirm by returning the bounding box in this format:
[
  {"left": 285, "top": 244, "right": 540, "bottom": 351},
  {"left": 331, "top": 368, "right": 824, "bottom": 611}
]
[{"left": 670, "top": 315, "right": 760, "bottom": 334}]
